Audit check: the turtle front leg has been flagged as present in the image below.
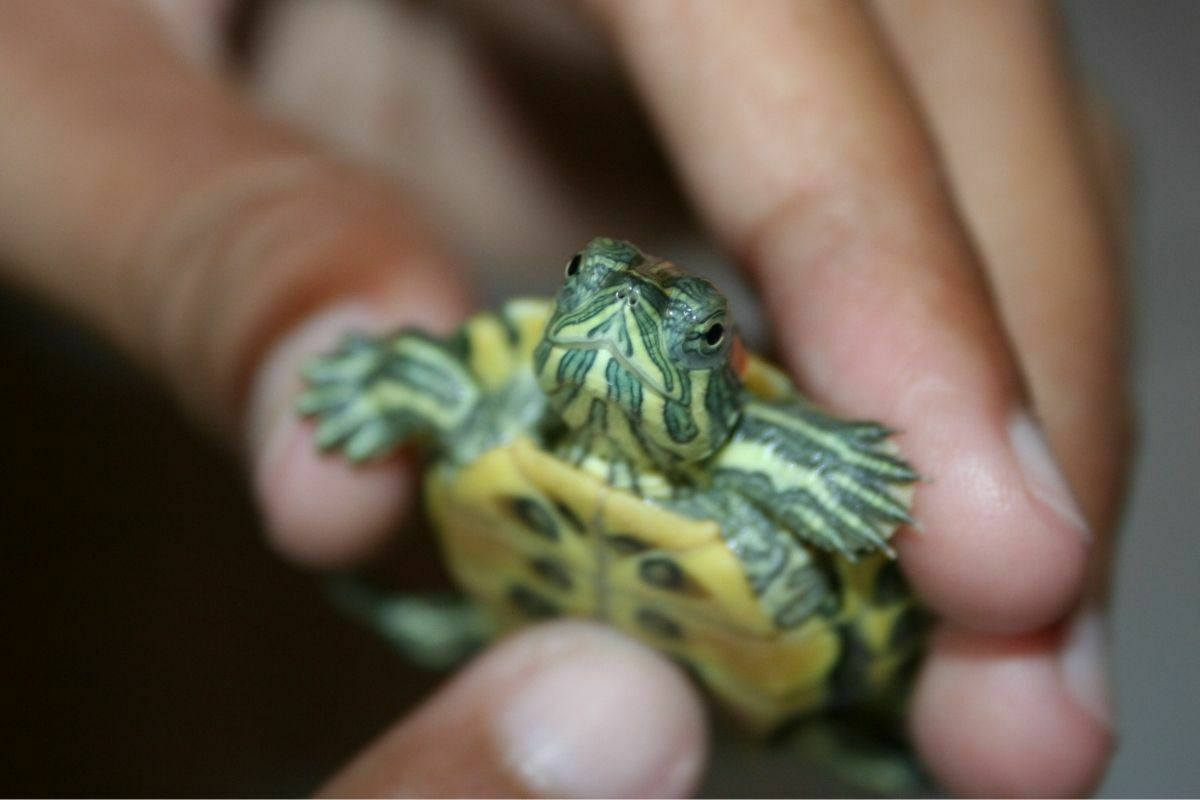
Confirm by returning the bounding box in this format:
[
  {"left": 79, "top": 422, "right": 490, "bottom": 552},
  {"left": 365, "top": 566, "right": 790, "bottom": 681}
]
[
  {"left": 297, "top": 329, "right": 480, "bottom": 462},
  {"left": 712, "top": 396, "right": 920, "bottom": 559}
]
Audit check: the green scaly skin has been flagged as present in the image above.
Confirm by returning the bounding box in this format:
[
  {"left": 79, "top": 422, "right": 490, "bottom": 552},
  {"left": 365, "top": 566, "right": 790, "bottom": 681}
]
[
  {"left": 298, "top": 238, "right": 928, "bottom": 793},
  {"left": 302, "top": 238, "right": 916, "bottom": 554}
]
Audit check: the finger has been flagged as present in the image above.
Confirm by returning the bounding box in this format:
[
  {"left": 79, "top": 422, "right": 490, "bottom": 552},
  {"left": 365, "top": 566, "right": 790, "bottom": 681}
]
[
  {"left": 319, "top": 622, "right": 707, "bottom": 798},
  {"left": 242, "top": 0, "right": 690, "bottom": 272},
  {"left": 871, "top": 0, "right": 1133, "bottom": 544},
  {"left": 868, "top": 4, "right": 1128, "bottom": 792},
  {"left": 0, "top": 0, "right": 469, "bottom": 565},
  {"left": 137, "top": 0, "right": 234, "bottom": 70},
  {"left": 912, "top": 623, "right": 1112, "bottom": 798},
  {"left": 592, "top": 0, "right": 1089, "bottom": 633}
]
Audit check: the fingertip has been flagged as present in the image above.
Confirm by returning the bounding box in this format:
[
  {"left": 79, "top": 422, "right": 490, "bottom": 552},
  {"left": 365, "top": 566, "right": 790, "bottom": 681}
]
[
  {"left": 899, "top": 504, "right": 1088, "bottom": 637},
  {"left": 255, "top": 412, "right": 414, "bottom": 566},
  {"left": 322, "top": 621, "right": 709, "bottom": 798},
  {"left": 894, "top": 392, "right": 1091, "bottom": 634},
  {"left": 246, "top": 303, "right": 419, "bottom": 567},
  {"left": 912, "top": 626, "right": 1114, "bottom": 798},
  {"left": 756, "top": 234, "right": 1092, "bottom": 634},
  {"left": 494, "top": 623, "right": 709, "bottom": 798}
]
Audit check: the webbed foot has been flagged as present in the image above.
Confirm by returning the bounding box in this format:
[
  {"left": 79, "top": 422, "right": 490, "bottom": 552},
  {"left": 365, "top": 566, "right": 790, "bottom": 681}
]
[
  {"left": 297, "top": 330, "right": 479, "bottom": 462},
  {"left": 714, "top": 397, "right": 920, "bottom": 558}
]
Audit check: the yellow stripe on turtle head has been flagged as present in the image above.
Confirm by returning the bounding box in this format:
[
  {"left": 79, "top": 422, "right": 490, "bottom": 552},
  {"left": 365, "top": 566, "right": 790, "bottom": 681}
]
[{"left": 537, "top": 239, "right": 743, "bottom": 470}]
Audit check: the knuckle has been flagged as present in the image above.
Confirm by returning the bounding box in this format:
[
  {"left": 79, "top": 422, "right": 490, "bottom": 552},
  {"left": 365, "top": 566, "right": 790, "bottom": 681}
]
[
  {"left": 128, "top": 154, "right": 413, "bottom": 429},
  {"left": 740, "top": 138, "right": 960, "bottom": 285}
]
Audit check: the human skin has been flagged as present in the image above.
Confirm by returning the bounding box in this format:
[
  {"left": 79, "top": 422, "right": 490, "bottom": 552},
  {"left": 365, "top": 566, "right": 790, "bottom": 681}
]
[{"left": 0, "top": 1, "right": 1130, "bottom": 796}]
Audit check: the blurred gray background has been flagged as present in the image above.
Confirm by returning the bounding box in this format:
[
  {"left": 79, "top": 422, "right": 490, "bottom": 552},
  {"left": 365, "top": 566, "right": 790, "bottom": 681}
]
[
  {"left": 1064, "top": 1, "right": 1199, "bottom": 795},
  {"left": 0, "top": 1, "right": 1196, "bottom": 796}
]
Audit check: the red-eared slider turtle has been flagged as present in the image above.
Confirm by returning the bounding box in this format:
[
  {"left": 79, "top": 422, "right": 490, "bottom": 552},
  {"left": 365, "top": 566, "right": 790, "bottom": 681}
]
[{"left": 298, "top": 238, "right": 924, "bottom": 744}]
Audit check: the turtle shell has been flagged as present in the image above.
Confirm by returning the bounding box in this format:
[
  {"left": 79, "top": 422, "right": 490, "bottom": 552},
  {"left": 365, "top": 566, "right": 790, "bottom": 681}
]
[{"left": 426, "top": 362, "right": 921, "bottom": 730}]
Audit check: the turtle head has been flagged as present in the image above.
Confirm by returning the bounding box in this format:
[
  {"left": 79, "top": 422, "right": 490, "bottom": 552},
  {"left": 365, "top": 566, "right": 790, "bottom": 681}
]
[{"left": 536, "top": 238, "right": 743, "bottom": 463}]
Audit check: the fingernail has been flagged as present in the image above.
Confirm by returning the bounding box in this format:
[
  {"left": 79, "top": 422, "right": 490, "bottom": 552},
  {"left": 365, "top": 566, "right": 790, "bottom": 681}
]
[
  {"left": 1061, "top": 606, "right": 1114, "bottom": 728},
  {"left": 1008, "top": 410, "right": 1091, "bottom": 539},
  {"left": 497, "top": 628, "right": 704, "bottom": 798}
]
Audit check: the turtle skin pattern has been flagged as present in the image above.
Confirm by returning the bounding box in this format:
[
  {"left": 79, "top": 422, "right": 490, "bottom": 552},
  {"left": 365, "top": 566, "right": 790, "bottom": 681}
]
[{"left": 298, "top": 238, "right": 924, "bottom": 731}]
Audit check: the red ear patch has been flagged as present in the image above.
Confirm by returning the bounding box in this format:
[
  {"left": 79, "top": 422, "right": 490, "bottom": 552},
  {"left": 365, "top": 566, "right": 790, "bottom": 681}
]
[{"left": 731, "top": 334, "right": 749, "bottom": 379}]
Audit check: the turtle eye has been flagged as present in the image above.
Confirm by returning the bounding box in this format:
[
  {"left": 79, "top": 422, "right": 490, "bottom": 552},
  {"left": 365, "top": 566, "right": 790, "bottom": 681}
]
[
  {"left": 565, "top": 253, "right": 582, "bottom": 278},
  {"left": 703, "top": 322, "right": 725, "bottom": 348}
]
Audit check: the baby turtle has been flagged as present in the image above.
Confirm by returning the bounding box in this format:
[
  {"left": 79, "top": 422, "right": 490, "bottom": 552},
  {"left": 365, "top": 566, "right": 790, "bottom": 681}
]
[{"left": 298, "top": 237, "right": 924, "bottom": 734}]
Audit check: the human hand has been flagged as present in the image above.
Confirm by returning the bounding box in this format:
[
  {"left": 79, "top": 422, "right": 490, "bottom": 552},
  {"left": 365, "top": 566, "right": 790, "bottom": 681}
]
[
  {"left": 586, "top": 2, "right": 1129, "bottom": 795},
  {"left": 0, "top": 1, "right": 1128, "bottom": 796}
]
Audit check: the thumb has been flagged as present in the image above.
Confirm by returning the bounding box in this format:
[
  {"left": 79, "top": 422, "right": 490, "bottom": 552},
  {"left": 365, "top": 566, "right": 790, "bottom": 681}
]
[
  {"left": 320, "top": 622, "right": 707, "bottom": 799},
  {"left": 0, "top": 0, "right": 468, "bottom": 564}
]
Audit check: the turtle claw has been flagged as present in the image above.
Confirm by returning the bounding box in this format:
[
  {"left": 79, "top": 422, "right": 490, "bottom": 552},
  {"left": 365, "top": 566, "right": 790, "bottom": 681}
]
[{"left": 296, "top": 328, "right": 480, "bottom": 462}]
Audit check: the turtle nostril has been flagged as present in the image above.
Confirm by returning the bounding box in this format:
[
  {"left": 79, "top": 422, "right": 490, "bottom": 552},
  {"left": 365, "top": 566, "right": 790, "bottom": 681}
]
[{"left": 616, "top": 290, "right": 627, "bottom": 300}]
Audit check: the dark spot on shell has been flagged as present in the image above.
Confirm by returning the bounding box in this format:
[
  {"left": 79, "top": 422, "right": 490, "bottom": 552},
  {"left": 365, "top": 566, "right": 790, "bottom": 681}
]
[
  {"left": 506, "top": 496, "right": 559, "bottom": 542},
  {"left": 636, "top": 608, "right": 684, "bottom": 640},
  {"left": 552, "top": 500, "right": 586, "bottom": 534},
  {"left": 508, "top": 585, "right": 559, "bottom": 618},
  {"left": 604, "top": 533, "right": 651, "bottom": 555},
  {"left": 639, "top": 556, "right": 687, "bottom": 591},
  {"left": 529, "top": 557, "right": 573, "bottom": 592}
]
